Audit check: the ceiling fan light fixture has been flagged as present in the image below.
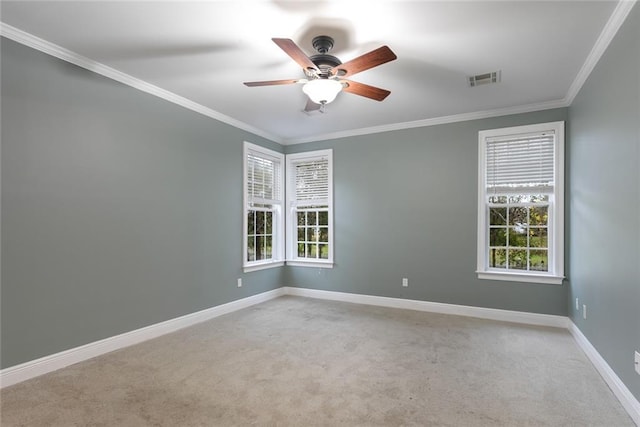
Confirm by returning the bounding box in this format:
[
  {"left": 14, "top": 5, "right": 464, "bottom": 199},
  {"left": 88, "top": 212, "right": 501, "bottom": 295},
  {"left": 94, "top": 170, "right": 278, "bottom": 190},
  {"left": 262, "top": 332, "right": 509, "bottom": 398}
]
[{"left": 303, "top": 78, "right": 343, "bottom": 105}]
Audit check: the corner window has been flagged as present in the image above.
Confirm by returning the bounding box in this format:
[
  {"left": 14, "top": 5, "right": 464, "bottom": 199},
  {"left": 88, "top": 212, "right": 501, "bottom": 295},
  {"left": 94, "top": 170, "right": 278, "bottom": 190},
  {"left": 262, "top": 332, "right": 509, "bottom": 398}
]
[
  {"left": 477, "top": 122, "right": 564, "bottom": 284},
  {"left": 286, "top": 150, "right": 333, "bottom": 267},
  {"left": 243, "top": 142, "right": 284, "bottom": 272}
]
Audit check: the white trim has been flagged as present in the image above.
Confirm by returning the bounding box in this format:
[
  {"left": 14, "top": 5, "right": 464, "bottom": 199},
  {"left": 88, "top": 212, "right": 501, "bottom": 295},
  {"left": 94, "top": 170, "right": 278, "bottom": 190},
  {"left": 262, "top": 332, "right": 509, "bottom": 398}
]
[
  {"left": 0, "top": 20, "right": 567, "bottom": 146},
  {"left": 282, "top": 287, "right": 639, "bottom": 423},
  {"left": 286, "top": 261, "right": 334, "bottom": 269},
  {"left": 243, "top": 261, "right": 285, "bottom": 273},
  {"left": 563, "top": 0, "right": 637, "bottom": 106},
  {"left": 569, "top": 321, "right": 640, "bottom": 426},
  {"left": 282, "top": 287, "right": 568, "bottom": 329},
  {"left": 3, "top": 0, "right": 634, "bottom": 148},
  {"left": 283, "top": 99, "right": 569, "bottom": 145},
  {"left": 477, "top": 271, "right": 564, "bottom": 285},
  {"left": 2, "top": 1, "right": 634, "bottom": 147},
  {"left": 0, "top": 288, "right": 285, "bottom": 388},
  {"left": 3, "top": 285, "right": 638, "bottom": 426},
  {"left": 0, "top": 23, "right": 282, "bottom": 145}
]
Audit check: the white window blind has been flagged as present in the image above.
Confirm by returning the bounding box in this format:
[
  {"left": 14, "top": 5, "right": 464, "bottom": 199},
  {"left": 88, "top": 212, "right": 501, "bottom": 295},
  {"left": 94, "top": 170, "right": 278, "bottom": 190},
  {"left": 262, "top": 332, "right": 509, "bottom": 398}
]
[
  {"left": 291, "top": 157, "right": 329, "bottom": 207},
  {"left": 247, "top": 151, "right": 282, "bottom": 204},
  {"left": 486, "top": 131, "right": 555, "bottom": 193}
]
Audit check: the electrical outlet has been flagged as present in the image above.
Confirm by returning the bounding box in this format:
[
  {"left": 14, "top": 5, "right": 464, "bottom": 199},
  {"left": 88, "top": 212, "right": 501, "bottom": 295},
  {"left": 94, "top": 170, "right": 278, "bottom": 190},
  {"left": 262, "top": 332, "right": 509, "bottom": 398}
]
[
  {"left": 583, "top": 304, "right": 587, "bottom": 319},
  {"left": 237, "top": 278, "right": 242, "bottom": 288},
  {"left": 634, "top": 351, "right": 640, "bottom": 375},
  {"left": 402, "top": 278, "right": 408, "bottom": 287},
  {"left": 575, "top": 297, "right": 579, "bottom": 310}
]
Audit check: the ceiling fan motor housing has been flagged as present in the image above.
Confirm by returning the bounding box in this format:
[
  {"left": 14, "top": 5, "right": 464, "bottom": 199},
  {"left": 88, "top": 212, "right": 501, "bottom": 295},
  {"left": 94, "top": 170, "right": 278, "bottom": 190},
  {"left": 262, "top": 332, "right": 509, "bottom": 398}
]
[{"left": 310, "top": 35, "right": 341, "bottom": 76}]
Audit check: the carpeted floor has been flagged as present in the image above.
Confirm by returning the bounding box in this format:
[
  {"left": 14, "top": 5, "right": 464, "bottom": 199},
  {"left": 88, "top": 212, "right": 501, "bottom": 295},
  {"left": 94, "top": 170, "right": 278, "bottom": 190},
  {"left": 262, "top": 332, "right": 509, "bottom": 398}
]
[{"left": 0, "top": 296, "right": 634, "bottom": 426}]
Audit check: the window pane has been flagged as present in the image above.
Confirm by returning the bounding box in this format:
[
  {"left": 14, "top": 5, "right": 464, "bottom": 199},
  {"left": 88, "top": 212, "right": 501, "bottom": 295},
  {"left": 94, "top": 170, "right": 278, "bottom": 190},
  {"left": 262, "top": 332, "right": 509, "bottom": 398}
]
[
  {"left": 297, "top": 227, "right": 305, "bottom": 241},
  {"left": 265, "top": 236, "right": 272, "bottom": 258},
  {"left": 265, "top": 211, "right": 273, "bottom": 234},
  {"left": 297, "top": 211, "right": 305, "bottom": 226},
  {"left": 318, "top": 211, "right": 328, "bottom": 226},
  {"left": 255, "top": 211, "right": 265, "bottom": 234},
  {"left": 318, "top": 227, "right": 329, "bottom": 243},
  {"left": 255, "top": 235, "right": 264, "bottom": 260},
  {"left": 307, "top": 227, "right": 316, "bottom": 242},
  {"left": 307, "top": 243, "right": 317, "bottom": 258},
  {"left": 508, "top": 227, "right": 528, "bottom": 247},
  {"left": 529, "top": 228, "right": 548, "bottom": 248},
  {"left": 530, "top": 206, "right": 548, "bottom": 226},
  {"left": 489, "top": 248, "right": 506, "bottom": 268},
  {"left": 509, "top": 207, "right": 528, "bottom": 226},
  {"left": 508, "top": 249, "right": 527, "bottom": 270},
  {"left": 247, "top": 237, "right": 255, "bottom": 262},
  {"left": 307, "top": 211, "right": 317, "bottom": 226},
  {"left": 489, "top": 227, "right": 507, "bottom": 246},
  {"left": 530, "top": 250, "right": 548, "bottom": 271},
  {"left": 489, "top": 208, "right": 507, "bottom": 225},
  {"left": 247, "top": 211, "right": 255, "bottom": 234},
  {"left": 297, "top": 243, "right": 305, "bottom": 257},
  {"left": 319, "top": 244, "right": 329, "bottom": 259}
]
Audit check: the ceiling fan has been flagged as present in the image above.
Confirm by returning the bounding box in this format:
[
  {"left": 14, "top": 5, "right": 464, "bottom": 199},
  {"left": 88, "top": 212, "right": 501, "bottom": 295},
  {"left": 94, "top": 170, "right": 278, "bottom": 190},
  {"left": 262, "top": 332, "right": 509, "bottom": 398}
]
[{"left": 244, "top": 36, "right": 397, "bottom": 112}]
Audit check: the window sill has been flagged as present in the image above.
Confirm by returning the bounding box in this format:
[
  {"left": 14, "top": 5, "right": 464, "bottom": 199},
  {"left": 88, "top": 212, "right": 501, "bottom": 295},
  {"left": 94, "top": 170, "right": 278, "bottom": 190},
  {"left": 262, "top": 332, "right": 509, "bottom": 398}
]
[
  {"left": 243, "top": 261, "right": 284, "bottom": 273},
  {"left": 477, "top": 270, "right": 564, "bottom": 285},
  {"left": 286, "top": 260, "right": 334, "bottom": 269}
]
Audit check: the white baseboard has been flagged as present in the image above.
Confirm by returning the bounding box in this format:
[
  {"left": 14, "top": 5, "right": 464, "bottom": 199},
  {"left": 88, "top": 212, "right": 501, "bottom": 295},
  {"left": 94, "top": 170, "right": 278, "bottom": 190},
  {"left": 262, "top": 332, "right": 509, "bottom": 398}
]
[
  {"left": 3, "top": 286, "right": 638, "bottom": 427},
  {"left": 282, "top": 287, "right": 568, "bottom": 328},
  {"left": 569, "top": 322, "right": 640, "bottom": 426},
  {"left": 0, "top": 287, "right": 286, "bottom": 388},
  {"left": 283, "top": 287, "right": 639, "bottom": 424}
]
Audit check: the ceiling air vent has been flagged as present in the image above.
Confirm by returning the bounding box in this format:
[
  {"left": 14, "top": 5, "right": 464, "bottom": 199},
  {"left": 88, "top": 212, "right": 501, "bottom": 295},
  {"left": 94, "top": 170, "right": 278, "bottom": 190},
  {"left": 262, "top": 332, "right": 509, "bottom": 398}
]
[{"left": 468, "top": 70, "right": 501, "bottom": 87}]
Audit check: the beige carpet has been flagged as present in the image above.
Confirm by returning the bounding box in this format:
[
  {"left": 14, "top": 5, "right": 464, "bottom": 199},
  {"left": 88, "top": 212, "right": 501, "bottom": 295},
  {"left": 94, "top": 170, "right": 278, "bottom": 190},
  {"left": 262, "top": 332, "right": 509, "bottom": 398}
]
[{"left": 0, "top": 296, "right": 634, "bottom": 426}]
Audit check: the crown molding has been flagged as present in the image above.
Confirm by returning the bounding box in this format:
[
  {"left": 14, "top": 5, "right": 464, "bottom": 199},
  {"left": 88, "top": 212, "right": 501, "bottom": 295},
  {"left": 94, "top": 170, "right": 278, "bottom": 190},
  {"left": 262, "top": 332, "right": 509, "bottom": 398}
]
[
  {"left": 563, "top": 0, "right": 637, "bottom": 105},
  {"left": 284, "top": 1, "right": 636, "bottom": 145},
  {"left": 0, "top": 23, "right": 283, "bottom": 145},
  {"left": 2, "top": 1, "right": 635, "bottom": 146},
  {"left": 283, "top": 99, "right": 569, "bottom": 145}
]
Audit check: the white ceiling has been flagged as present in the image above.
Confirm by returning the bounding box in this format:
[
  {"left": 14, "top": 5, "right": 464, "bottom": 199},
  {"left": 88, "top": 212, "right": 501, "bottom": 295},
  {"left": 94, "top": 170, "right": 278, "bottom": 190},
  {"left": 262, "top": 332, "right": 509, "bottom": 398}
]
[{"left": 0, "top": 1, "right": 624, "bottom": 144}]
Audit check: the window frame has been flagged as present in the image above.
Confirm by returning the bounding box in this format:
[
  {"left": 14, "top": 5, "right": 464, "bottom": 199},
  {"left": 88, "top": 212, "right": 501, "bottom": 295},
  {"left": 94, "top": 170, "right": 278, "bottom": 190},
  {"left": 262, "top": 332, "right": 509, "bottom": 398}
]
[
  {"left": 243, "top": 142, "right": 285, "bottom": 272},
  {"left": 286, "top": 149, "right": 334, "bottom": 268},
  {"left": 476, "top": 121, "right": 565, "bottom": 285}
]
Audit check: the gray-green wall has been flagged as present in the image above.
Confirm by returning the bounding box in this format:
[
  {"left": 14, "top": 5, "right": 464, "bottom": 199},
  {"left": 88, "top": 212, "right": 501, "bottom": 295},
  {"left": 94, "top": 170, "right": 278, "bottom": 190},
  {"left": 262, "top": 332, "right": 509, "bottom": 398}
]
[
  {"left": 567, "top": 3, "right": 640, "bottom": 401},
  {"left": 284, "top": 108, "right": 569, "bottom": 316},
  {"left": 3, "top": 5, "right": 638, "bottom": 407},
  {"left": 1, "top": 38, "right": 283, "bottom": 368}
]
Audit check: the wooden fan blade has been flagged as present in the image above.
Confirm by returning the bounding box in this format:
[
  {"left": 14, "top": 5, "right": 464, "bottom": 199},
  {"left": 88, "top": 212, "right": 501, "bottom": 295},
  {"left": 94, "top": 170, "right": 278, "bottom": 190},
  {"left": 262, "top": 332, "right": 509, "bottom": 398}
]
[
  {"left": 272, "top": 38, "right": 318, "bottom": 72},
  {"left": 335, "top": 46, "right": 397, "bottom": 77},
  {"left": 342, "top": 80, "right": 391, "bottom": 101},
  {"left": 244, "top": 79, "right": 300, "bottom": 87}
]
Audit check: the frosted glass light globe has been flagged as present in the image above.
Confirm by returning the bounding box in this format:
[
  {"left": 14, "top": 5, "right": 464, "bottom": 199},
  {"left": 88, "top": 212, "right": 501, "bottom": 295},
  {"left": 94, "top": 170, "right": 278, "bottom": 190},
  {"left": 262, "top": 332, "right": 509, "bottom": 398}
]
[{"left": 303, "top": 79, "right": 343, "bottom": 104}]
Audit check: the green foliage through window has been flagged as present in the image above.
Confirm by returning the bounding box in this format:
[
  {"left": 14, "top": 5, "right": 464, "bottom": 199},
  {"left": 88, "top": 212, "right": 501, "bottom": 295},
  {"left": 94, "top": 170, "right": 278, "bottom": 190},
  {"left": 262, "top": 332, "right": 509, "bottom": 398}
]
[
  {"left": 488, "top": 196, "right": 549, "bottom": 272},
  {"left": 295, "top": 208, "right": 329, "bottom": 259}
]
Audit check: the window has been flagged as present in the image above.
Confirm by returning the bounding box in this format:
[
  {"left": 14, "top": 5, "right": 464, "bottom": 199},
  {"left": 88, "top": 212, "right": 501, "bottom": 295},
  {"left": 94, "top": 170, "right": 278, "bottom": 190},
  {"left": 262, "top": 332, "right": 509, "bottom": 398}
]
[
  {"left": 477, "top": 122, "right": 564, "bottom": 284},
  {"left": 243, "top": 142, "right": 284, "bottom": 272},
  {"left": 286, "top": 150, "right": 333, "bottom": 267}
]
